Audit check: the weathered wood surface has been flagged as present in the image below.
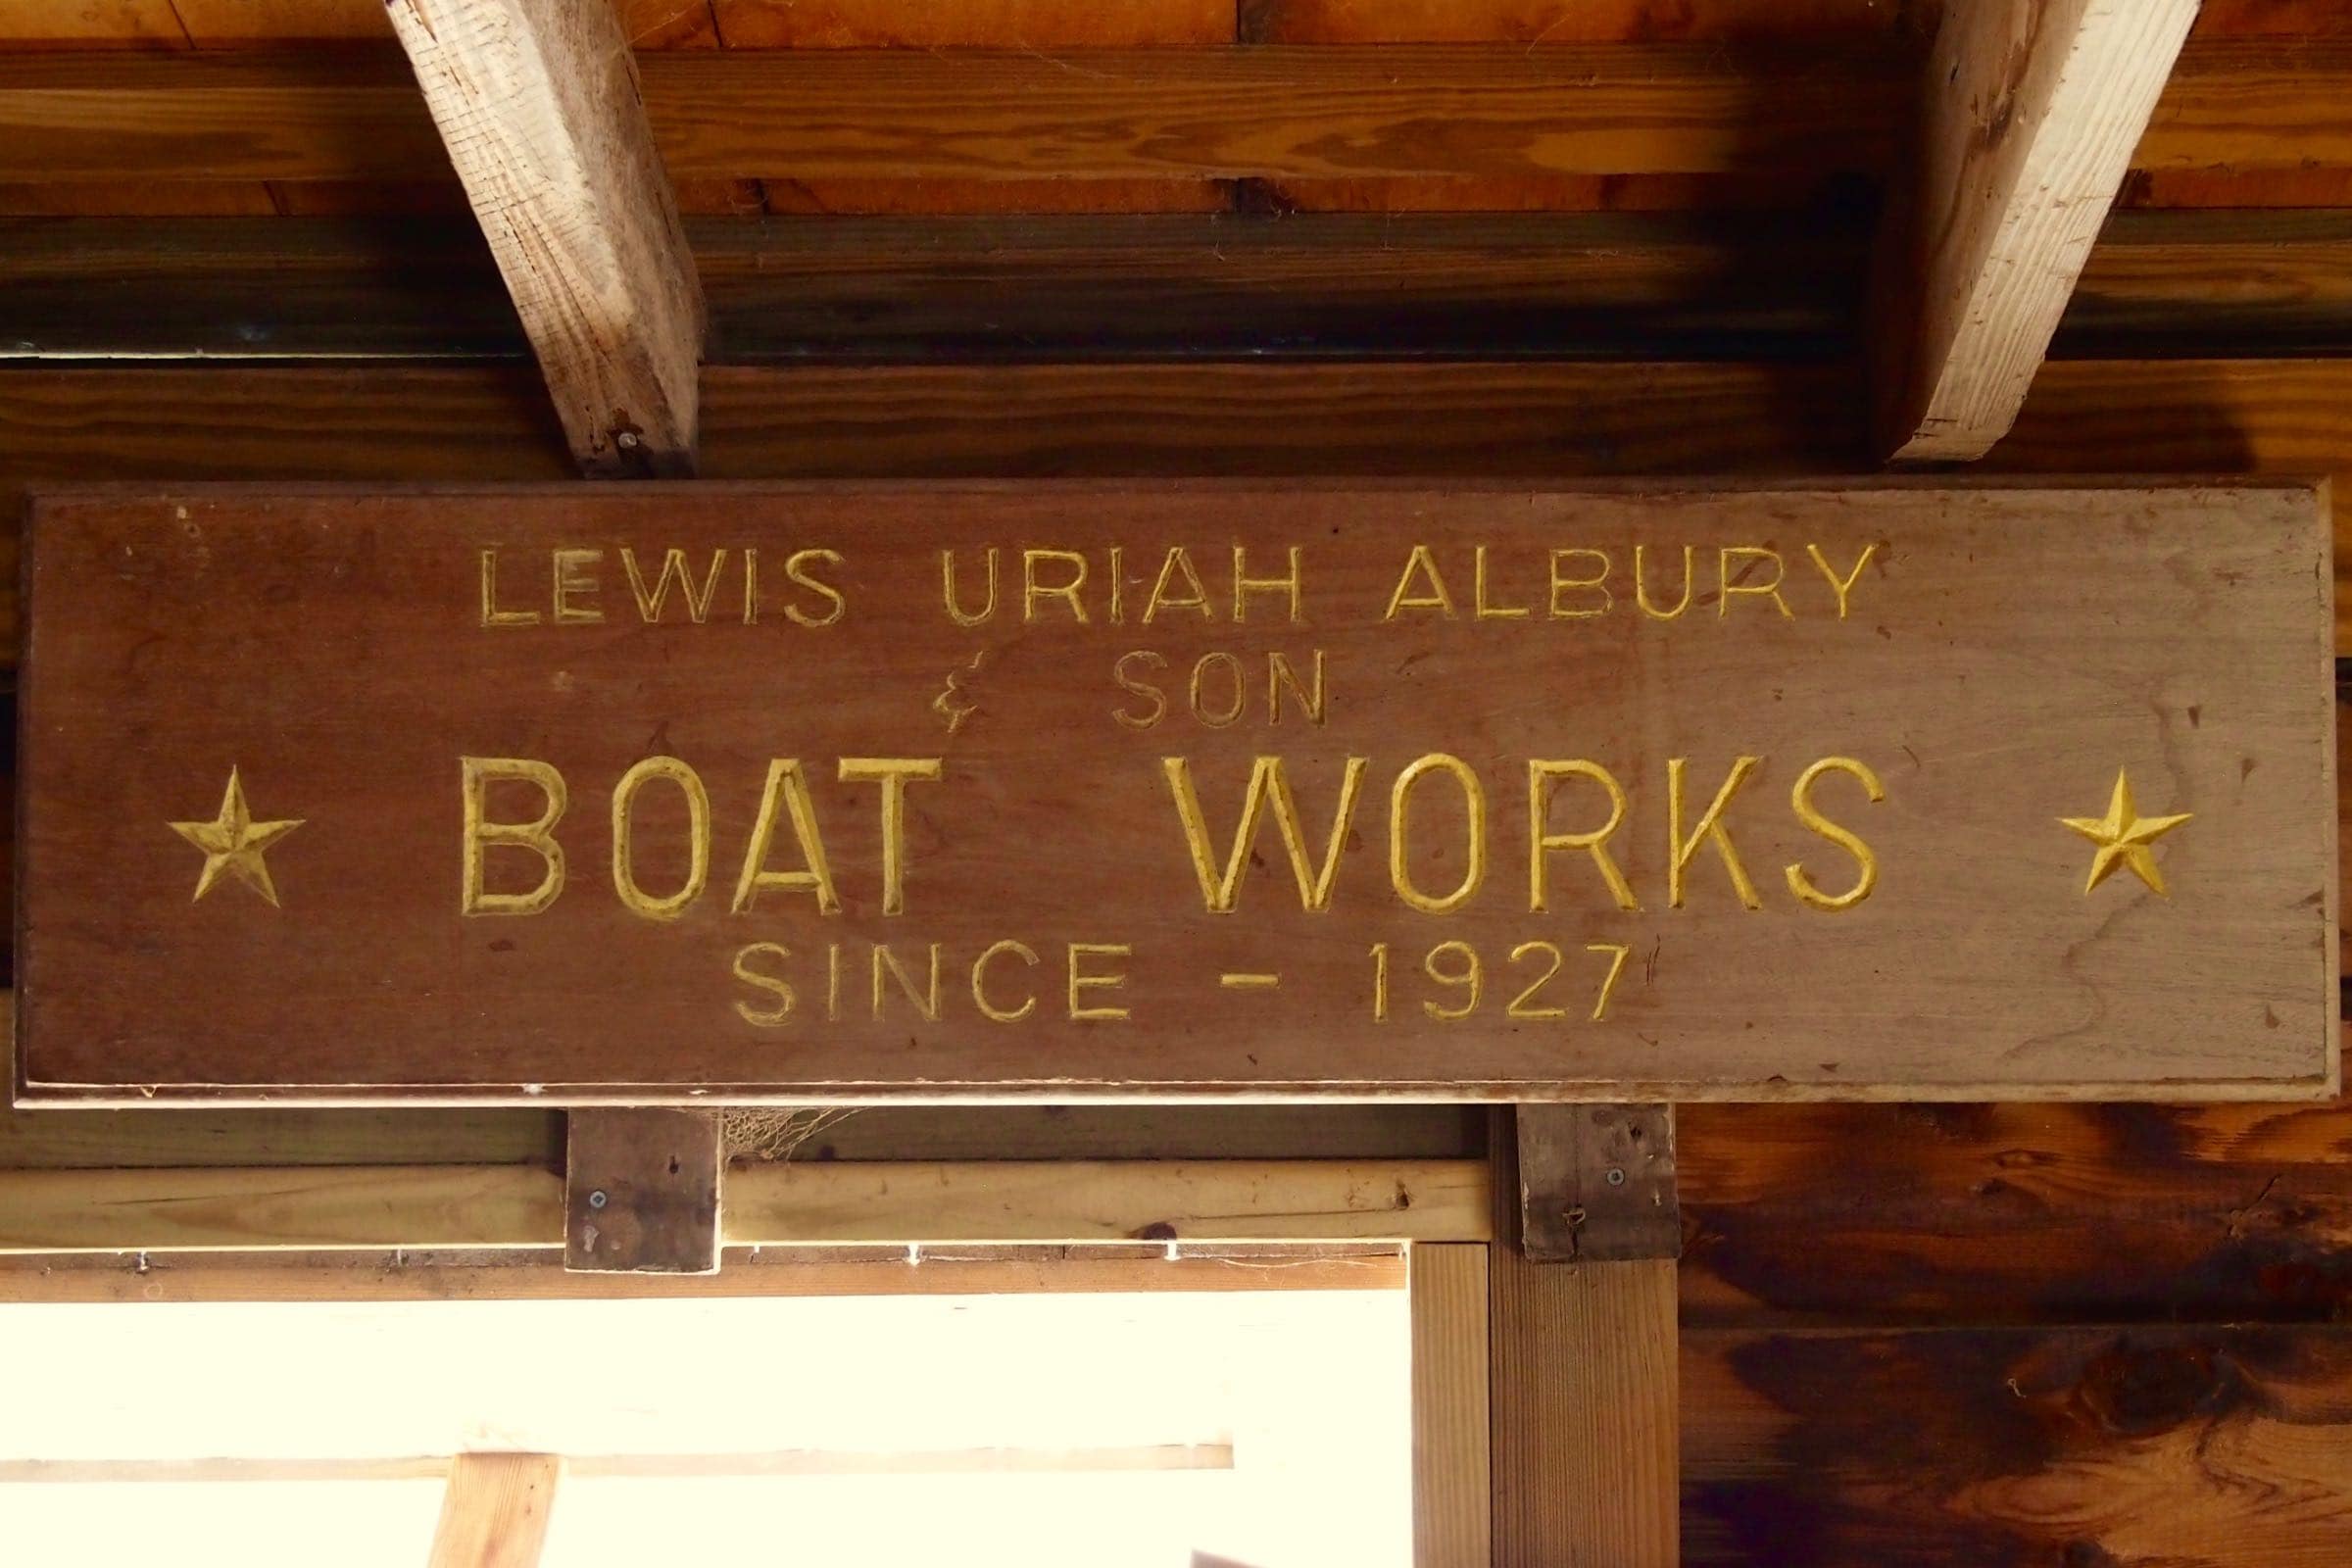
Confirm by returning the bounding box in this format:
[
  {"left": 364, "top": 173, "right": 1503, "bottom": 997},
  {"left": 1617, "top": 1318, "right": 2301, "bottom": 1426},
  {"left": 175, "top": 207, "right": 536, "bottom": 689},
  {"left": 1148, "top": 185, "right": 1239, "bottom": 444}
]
[
  {"left": 1518, "top": 1102, "right": 1679, "bottom": 1262},
  {"left": 1683, "top": 1324, "right": 2352, "bottom": 1567},
  {"left": 1879, "top": 0, "right": 2199, "bottom": 461},
  {"left": 564, "top": 1107, "right": 720, "bottom": 1273},
  {"left": 0, "top": 1157, "right": 1488, "bottom": 1251},
  {"left": 427, "top": 1452, "right": 561, "bottom": 1568},
  {"left": 1409, "top": 1242, "right": 1492, "bottom": 1568},
  {"left": 0, "top": 41, "right": 2341, "bottom": 187},
  {"left": 388, "top": 0, "right": 704, "bottom": 476},
  {"left": 12, "top": 210, "right": 2351, "bottom": 364},
  {"left": 17, "top": 482, "right": 2331, "bottom": 1102}
]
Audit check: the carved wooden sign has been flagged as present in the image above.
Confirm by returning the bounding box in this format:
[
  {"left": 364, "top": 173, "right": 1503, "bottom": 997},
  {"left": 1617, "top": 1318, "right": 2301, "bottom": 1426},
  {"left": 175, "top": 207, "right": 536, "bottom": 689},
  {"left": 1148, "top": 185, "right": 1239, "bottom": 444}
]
[{"left": 14, "top": 481, "right": 2338, "bottom": 1104}]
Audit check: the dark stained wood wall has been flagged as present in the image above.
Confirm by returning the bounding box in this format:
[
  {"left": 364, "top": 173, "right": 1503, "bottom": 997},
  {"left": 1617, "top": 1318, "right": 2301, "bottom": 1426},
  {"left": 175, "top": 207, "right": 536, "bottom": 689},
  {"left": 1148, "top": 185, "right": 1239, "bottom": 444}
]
[{"left": 1, "top": 2, "right": 2349, "bottom": 1563}]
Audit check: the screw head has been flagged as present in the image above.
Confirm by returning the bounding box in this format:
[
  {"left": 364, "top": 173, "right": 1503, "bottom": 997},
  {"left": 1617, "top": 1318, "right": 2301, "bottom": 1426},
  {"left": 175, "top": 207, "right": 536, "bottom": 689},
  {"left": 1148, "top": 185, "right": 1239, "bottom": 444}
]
[
  {"left": 1605, "top": 1167, "right": 1627, "bottom": 1187},
  {"left": 587, "top": 1189, "right": 609, "bottom": 1209}
]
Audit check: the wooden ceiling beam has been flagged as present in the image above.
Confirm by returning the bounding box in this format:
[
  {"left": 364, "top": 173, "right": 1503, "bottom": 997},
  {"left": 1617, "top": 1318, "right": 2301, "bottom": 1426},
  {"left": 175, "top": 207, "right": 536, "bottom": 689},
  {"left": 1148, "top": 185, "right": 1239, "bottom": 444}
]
[
  {"left": 387, "top": 0, "right": 703, "bottom": 475},
  {"left": 1876, "top": 0, "right": 2200, "bottom": 463}
]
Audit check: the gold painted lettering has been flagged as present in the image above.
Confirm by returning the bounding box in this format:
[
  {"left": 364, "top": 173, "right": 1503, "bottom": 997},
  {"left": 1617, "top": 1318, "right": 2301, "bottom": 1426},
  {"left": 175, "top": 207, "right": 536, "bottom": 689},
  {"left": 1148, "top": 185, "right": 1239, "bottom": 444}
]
[
  {"left": 1546, "top": 549, "right": 1612, "bottom": 619},
  {"left": 943, "top": 548, "right": 998, "bottom": 626},
  {"left": 1389, "top": 753, "right": 1487, "bottom": 915},
  {"left": 460, "top": 757, "right": 567, "bottom": 916},
  {"left": 730, "top": 760, "right": 839, "bottom": 914},
  {"left": 1668, "top": 756, "right": 1764, "bottom": 909},
  {"left": 1267, "top": 650, "right": 1327, "bottom": 725},
  {"left": 1529, "top": 760, "right": 1639, "bottom": 912},
  {"left": 479, "top": 550, "right": 540, "bottom": 627},
  {"left": 610, "top": 756, "right": 710, "bottom": 920},
  {"left": 1805, "top": 542, "right": 1877, "bottom": 620},
  {"left": 1635, "top": 544, "right": 1695, "bottom": 620},
  {"left": 552, "top": 548, "right": 604, "bottom": 624},
  {"left": 731, "top": 942, "right": 795, "bottom": 1027},
  {"left": 1112, "top": 651, "right": 1169, "bottom": 729},
  {"left": 1024, "top": 549, "right": 1089, "bottom": 623},
  {"left": 838, "top": 758, "right": 942, "bottom": 917},
  {"left": 622, "top": 548, "right": 728, "bottom": 624},
  {"left": 1384, "top": 545, "right": 1457, "bottom": 620},
  {"left": 1067, "top": 942, "right": 1131, "bottom": 1020},
  {"left": 1786, "top": 756, "right": 1884, "bottom": 911},
  {"left": 1233, "top": 546, "right": 1303, "bottom": 623},
  {"left": 1718, "top": 547, "right": 1792, "bottom": 619},
  {"left": 1476, "top": 546, "right": 1531, "bottom": 619},
  {"left": 1188, "top": 652, "right": 1247, "bottom": 728},
  {"left": 1143, "top": 548, "right": 1212, "bottom": 624},
  {"left": 971, "top": 939, "right": 1040, "bottom": 1023},
  {"left": 784, "top": 548, "right": 847, "bottom": 627},
  {"left": 871, "top": 943, "right": 943, "bottom": 1021},
  {"left": 1164, "top": 756, "right": 1366, "bottom": 913}
]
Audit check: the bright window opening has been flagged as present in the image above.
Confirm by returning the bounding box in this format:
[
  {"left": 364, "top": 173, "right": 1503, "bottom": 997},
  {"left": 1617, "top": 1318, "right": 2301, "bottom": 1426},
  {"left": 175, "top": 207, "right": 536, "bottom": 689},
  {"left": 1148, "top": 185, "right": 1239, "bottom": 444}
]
[{"left": 0, "top": 1281, "right": 1411, "bottom": 1567}]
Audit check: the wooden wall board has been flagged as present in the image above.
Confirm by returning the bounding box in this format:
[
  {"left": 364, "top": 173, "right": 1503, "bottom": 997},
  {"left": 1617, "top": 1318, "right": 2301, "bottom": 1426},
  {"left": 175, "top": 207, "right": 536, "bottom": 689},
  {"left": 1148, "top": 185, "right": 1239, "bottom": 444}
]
[
  {"left": 15, "top": 480, "right": 2331, "bottom": 1102},
  {"left": 1408, "top": 1242, "right": 1492, "bottom": 1568},
  {"left": 1682, "top": 1324, "right": 2352, "bottom": 1568}
]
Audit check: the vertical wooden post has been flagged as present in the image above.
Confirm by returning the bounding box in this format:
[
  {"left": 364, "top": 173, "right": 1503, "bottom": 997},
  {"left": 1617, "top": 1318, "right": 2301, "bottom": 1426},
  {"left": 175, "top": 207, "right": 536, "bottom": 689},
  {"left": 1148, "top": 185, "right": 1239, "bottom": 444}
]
[
  {"left": 427, "top": 1452, "right": 562, "bottom": 1568},
  {"left": 1489, "top": 1106, "right": 1680, "bottom": 1566},
  {"left": 1410, "top": 1242, "right": 1492, "bottom": 1568}
]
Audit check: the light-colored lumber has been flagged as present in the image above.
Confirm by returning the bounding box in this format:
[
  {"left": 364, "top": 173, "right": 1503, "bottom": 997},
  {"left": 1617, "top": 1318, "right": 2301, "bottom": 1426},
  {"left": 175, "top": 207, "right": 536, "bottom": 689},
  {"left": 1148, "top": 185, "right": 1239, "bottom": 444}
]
[
  {"left": 564, "top": 1107, "right": 720, "bottom": 1275},
  {"left": 1882, "top": 0, "right": 2199, "bottom": 461},
  {"left": 0, "top": 1158, "right": 1489, "bottom": 1253},
  {"left": 1409, "top": 1243, "right": 1491, "bottom": 1568},
  {"left": 427, "top": 1452, "right": 561, "bottom": 1568},
  {"left": 386, "top": 0, "right": 703, "bottom": 475}
]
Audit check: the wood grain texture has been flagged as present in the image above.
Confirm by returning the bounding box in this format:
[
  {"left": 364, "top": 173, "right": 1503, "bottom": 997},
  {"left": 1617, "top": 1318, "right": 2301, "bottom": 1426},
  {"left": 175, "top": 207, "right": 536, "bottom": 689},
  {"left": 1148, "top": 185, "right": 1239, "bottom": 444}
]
[
  {"left": 1882, "top": 0, "right": 2200, "bottom": 462},
  {"left": 17, "top": 482, "right": 2330, "bottom": 1102},
  {"left": 0, "top": 1158, "right": 1487, "bottom": 1251},
  {"left": 1683, "top": 1324, "right": 2352, "bottom": 1567},
  {"left": 388, "top": 0, "right": 704, "bottom": 475},
  {"left": 1518, "top": 1103, "right": 1679, "bottom": 1262},
  {"left": 1493, "top": 1254, "right": 1682, "bottom": 1566},
  {"left": 0, "top": 40, "right": 2337, "bottom": 186},
  {"left": 564, "top": 1107, "right": 720, "bottom": 1273},
  {"left": 427, "top": 1452, "right": 561, "bottom": 1568},
  {"left": 1409, "top": 1242, "right": 1492, "bottom": 1568}
]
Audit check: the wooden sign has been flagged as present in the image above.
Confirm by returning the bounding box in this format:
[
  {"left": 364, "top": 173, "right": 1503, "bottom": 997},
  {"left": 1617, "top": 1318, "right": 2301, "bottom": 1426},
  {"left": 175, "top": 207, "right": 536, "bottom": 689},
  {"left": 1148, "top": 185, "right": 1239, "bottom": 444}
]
[{"left": 14, "top": 481, "right": 2338, "bottom": 1104}]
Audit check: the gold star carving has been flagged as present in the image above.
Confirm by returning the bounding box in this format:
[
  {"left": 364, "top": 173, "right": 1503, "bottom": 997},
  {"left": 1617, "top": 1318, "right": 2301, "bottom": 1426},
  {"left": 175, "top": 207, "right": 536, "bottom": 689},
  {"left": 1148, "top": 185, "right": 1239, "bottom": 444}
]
[
  {"left": 2059, "top": 769, "right": 2192, "bottom": 897},
  {"left": 170, "top": 767, "right": 304, "bottom": 907}
]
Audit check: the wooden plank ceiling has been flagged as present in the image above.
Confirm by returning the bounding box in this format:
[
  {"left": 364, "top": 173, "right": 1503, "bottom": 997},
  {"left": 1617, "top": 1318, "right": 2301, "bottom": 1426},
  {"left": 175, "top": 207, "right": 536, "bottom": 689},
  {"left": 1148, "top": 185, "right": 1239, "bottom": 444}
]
[{"left": 1, "top": 3, "right": 2350, "bottom": 1563}]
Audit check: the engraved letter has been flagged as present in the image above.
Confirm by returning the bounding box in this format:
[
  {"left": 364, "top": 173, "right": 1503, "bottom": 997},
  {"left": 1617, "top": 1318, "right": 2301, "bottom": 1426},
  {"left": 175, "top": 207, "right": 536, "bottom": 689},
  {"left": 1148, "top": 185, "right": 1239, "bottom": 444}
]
[
  {"left": 1718, "top": 547, "right": 1792, "bottom": 619},
  {"left": 839, "top": 758, "right": 943, "bottom": 916},
  {"left": 1546, "top": 549, "right": 1613, "bottom": 619},
  {"left": 1476, "top": 546, "right": 1531, "bottom": 619},
  {"left": 1786, "top": 756, "right": 1884, "bottom": 911},
  {"left": 731, "top": 760, "right": 839, "bottom": 914},
  {"left": 1267, "top": 650, "right": 1327, "bottom": 725},
  {"left": 611, "top": 756, "right": 710, "bottom": 920},
  {"left": 1164, "top": 756, "right": 1367, "bottom": 913},
  {"left": 732, "top": 942, "right": 795, "bottom": 1027},
  {"left": 1390, "top": 753, "right": 1487, "bottom": 914},
  {"left": 1113, "top": 650, "right": 1169, "bottom": 729},
  {"left": 1024, "top": 549, "right": 1090, "bottom": 623},
  {"left": 785, "top": 548, "right": 847, "bottom": 627},
  {"left": 1067, "top": 943, "right": 1132, "bottom": 1021},
  {"left": 971, "top": 939, "right": 1040, "bottom": 1023},
  {"left": 553, "top": 548, "right": 604, "bottom": 624},
  {"left": 1384, "top": 545, "right": 1457, "bottom": 620},
  {"left": 1188, "top": 652, "right": 1247, "bottom": 728},
  {"left": 1635, "top": 544, "right": 1695, "bottom": 620},
  {"left": 1233, "top": 546, "right": 1303, "bottom": 623},
  {"left": 461, "top": 757, "right": 567, "bottom": 916},
  {"left": 1143, "top": 547, "right": 1212, "bottom": 624},
  {"left": 1804, "top": 542, "right": 1877, "bottom": 620},
  {"left": 1529, "top": 760, "right": 1639, "bottom": 912},
  {"left": 622, "top": 548, "right": 728, "bottom": 624},
  {"left": 479, "top": 550, "right": 540, "bottom": 627},
  {"left": 1668, "top": 756, "right": 1764, "bottom": 909},
  {"left": 943, "top": 548, "right": 999, "bottom": 626},
  {"left": 871, "top": 943, "right": 943, "bottom": 1021}
]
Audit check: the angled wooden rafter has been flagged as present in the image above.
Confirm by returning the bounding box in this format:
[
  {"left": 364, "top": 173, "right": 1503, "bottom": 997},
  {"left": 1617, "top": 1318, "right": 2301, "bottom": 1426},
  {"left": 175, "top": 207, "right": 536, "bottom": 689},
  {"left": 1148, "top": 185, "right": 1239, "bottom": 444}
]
[
  {"left": 386, "top": 0, "right": 704, "bottom": 476},
  {"left": 1878, "top": 0, "right": 2202, "bottom": 462}
]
